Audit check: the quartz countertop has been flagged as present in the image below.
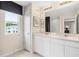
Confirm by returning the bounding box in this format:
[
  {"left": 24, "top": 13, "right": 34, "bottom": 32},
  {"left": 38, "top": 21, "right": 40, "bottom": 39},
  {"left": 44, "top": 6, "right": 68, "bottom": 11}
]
[
  {"left": 35, "top": 33, "right": 79, "bottom": 42},
  {"left": 51, "top": 35, "right": 79, "bottom": 42}
]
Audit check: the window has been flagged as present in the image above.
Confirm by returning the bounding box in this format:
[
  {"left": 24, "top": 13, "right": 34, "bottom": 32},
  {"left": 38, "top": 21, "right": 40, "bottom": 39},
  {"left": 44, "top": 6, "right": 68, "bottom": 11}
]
[{"left": 5, "top": 11, "right": 20, "bottom": 34}]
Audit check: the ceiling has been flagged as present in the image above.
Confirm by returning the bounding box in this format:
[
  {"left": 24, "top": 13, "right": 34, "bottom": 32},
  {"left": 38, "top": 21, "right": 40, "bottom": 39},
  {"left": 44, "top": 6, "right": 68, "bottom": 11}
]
[
  {"left": 13, "top": 1, "right": 55, "bottom": 7},
  {"left": 33, "top": 1, "right": 55, "bottom": 8},
  {"left": 13, "top": 1, "right": 31, "bottom": 6}
]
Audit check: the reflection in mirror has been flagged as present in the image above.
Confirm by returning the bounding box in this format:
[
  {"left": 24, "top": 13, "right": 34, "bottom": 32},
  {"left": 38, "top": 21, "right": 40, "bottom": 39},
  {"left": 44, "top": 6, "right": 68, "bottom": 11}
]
[
  {"left": 45, "top": 15, "right": 60, "bottom": 33},
  {"left": 45, "top": 8, "right": 61, "bottom": 33},
  {"left": 45, "top": 2, "right": 79, "bottom": 34},
  {"left": 77, "top": 15, "right": 79, "bottom": 34},
  {"left": 45, "top": 17, "right": 50, "bottom": 32},
  {"left": 64, "top": 15, "right": 79, "bottom": 34},
  {"left": 64, "top": 16, "right": 77, "bottom": 34},
  {"left": 50, "top": 16, "right": 60, "bottom": 33}
]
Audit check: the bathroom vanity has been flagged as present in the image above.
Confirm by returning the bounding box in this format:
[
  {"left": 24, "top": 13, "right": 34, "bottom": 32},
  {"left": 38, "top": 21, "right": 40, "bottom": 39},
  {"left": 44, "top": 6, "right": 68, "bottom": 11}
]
[
  {"left": 34, "top": 34, "right": 79, "bottom": 57},
  {"left": 33, "top": 2, "right": 79, "bottom": 57}
]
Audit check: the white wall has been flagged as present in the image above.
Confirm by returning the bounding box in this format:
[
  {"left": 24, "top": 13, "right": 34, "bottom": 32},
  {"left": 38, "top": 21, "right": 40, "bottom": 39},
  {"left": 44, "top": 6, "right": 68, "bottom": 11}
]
[{"left": 0, "top": 10, "right": 24, "bottom": 56}]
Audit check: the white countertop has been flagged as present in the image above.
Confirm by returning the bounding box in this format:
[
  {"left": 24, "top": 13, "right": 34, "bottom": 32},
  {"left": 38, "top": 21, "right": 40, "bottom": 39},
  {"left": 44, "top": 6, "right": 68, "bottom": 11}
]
[
  {"left": 35, "top": 33, "right": 79, "bottom": 42},
  {"left": 51, "top": 35, "right": 79, "bottom": 42}
]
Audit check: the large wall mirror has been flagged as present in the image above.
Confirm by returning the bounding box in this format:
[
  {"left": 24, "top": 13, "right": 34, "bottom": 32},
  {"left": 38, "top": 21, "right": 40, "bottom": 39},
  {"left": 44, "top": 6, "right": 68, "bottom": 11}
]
[
  {"left": 45, "top": 7, "right": 61, "bottom": 33},
  {"left": 45, "top": 15, "right": 60, "bottom": 33},
  {"left": 63, "top": 2, "right": 79, "bottom": 34},
  {"left": 45, "top": 2, "right": 79, "bottom": 34},
  {"left": 64, "top": 15, "right": 79, "bottom": 34}
]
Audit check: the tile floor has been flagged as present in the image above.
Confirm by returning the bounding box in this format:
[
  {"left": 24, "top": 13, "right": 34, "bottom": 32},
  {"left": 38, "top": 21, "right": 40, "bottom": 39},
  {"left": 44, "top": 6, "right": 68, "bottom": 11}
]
[{"left": 7, "top": 50, "right": 42, "bottom": 57}]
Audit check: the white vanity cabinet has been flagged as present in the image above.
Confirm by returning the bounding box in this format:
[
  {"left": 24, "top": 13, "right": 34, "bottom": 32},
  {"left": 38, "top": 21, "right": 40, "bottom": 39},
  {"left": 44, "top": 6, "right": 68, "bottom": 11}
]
[
  {"left": 64, "top": 40, "right": 79, "bottom": 57},
  {"left": 65, "top": 46, "right": 79, "bottom": 57},
  {"left": 34, "top": 36, "right": 50, "bottom": 56},
  {"left": 34, "top": 35, "right": 79, "bottom": 57},
  {"left": 34, "top": 36, "right": 64, "bottom": 57},
  {"left": 34, "top": 36, "right": 43, "bottom": 55},
  {"left": 50, "top": 38, "right": 64, "bottom": 57}
]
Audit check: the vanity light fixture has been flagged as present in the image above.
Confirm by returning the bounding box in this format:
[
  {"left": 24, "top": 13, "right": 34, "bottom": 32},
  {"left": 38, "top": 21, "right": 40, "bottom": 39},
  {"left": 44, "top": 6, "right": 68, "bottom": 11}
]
[
  {"left": 59, "top": 1, "right": 72, "bottom": 5},
  {"left": 43, "top": 6, "right": 52, "bottom": 11},
  {"left": 43, "top": 1, "right": 72, "bottom": 11}
]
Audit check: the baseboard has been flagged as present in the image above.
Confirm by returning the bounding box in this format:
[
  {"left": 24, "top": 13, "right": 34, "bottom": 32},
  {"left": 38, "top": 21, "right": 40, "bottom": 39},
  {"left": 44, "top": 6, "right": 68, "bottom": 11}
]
[
  {"left": 24, "top": 48, "right": 34, "bottom": 53},
  {"left": 34, "top": 52, "right": 43, "bottom": 57},
  {"left": 0, "top": 48, "right": 24, "bottom": 57}
]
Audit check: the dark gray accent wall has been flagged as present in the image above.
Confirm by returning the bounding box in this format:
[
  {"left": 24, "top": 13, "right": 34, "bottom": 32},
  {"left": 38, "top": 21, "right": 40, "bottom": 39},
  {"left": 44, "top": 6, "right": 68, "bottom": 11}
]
[{"left": 0, "top": 1, "right": 23, "bottom": 15}]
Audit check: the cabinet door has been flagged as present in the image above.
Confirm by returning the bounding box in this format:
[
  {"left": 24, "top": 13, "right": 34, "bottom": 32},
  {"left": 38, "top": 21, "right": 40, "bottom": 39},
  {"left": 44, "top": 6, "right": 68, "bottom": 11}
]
[
  {"left": 42, "top": 37, "right": 50, "bottom": 57},
  {"left": 34, "top": 36, "right": 50, "bottom": 56},
  {"left": 34, "top": 36, "right": 43, "bottom": 55},
  {"left": 50, "top": 39, "right": 64, "bottom": 57},
  {"left": 65, "top": 46, "right": 79, "bottom": 57}
]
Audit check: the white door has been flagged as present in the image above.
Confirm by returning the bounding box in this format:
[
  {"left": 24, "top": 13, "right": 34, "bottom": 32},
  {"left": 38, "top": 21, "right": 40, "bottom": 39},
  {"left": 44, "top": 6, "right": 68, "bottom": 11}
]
[{"left": 24, "top": 15, "right": 32, "bottom": 52}]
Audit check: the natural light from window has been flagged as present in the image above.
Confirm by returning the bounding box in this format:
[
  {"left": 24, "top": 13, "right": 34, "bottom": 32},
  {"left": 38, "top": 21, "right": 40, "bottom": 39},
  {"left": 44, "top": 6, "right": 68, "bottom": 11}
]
[{"left": 5, "top": 11, "right": 19, "bottom": 34}]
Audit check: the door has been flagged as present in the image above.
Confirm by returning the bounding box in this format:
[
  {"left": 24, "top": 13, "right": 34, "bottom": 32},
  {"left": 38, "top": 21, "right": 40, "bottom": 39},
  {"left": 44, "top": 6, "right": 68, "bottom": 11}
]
[
  {"left": 45, "top": 17, "right": 50, "bottom": 32},
  {"left": 24, "top": 15, "right": 32, "bottom": 52}
]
